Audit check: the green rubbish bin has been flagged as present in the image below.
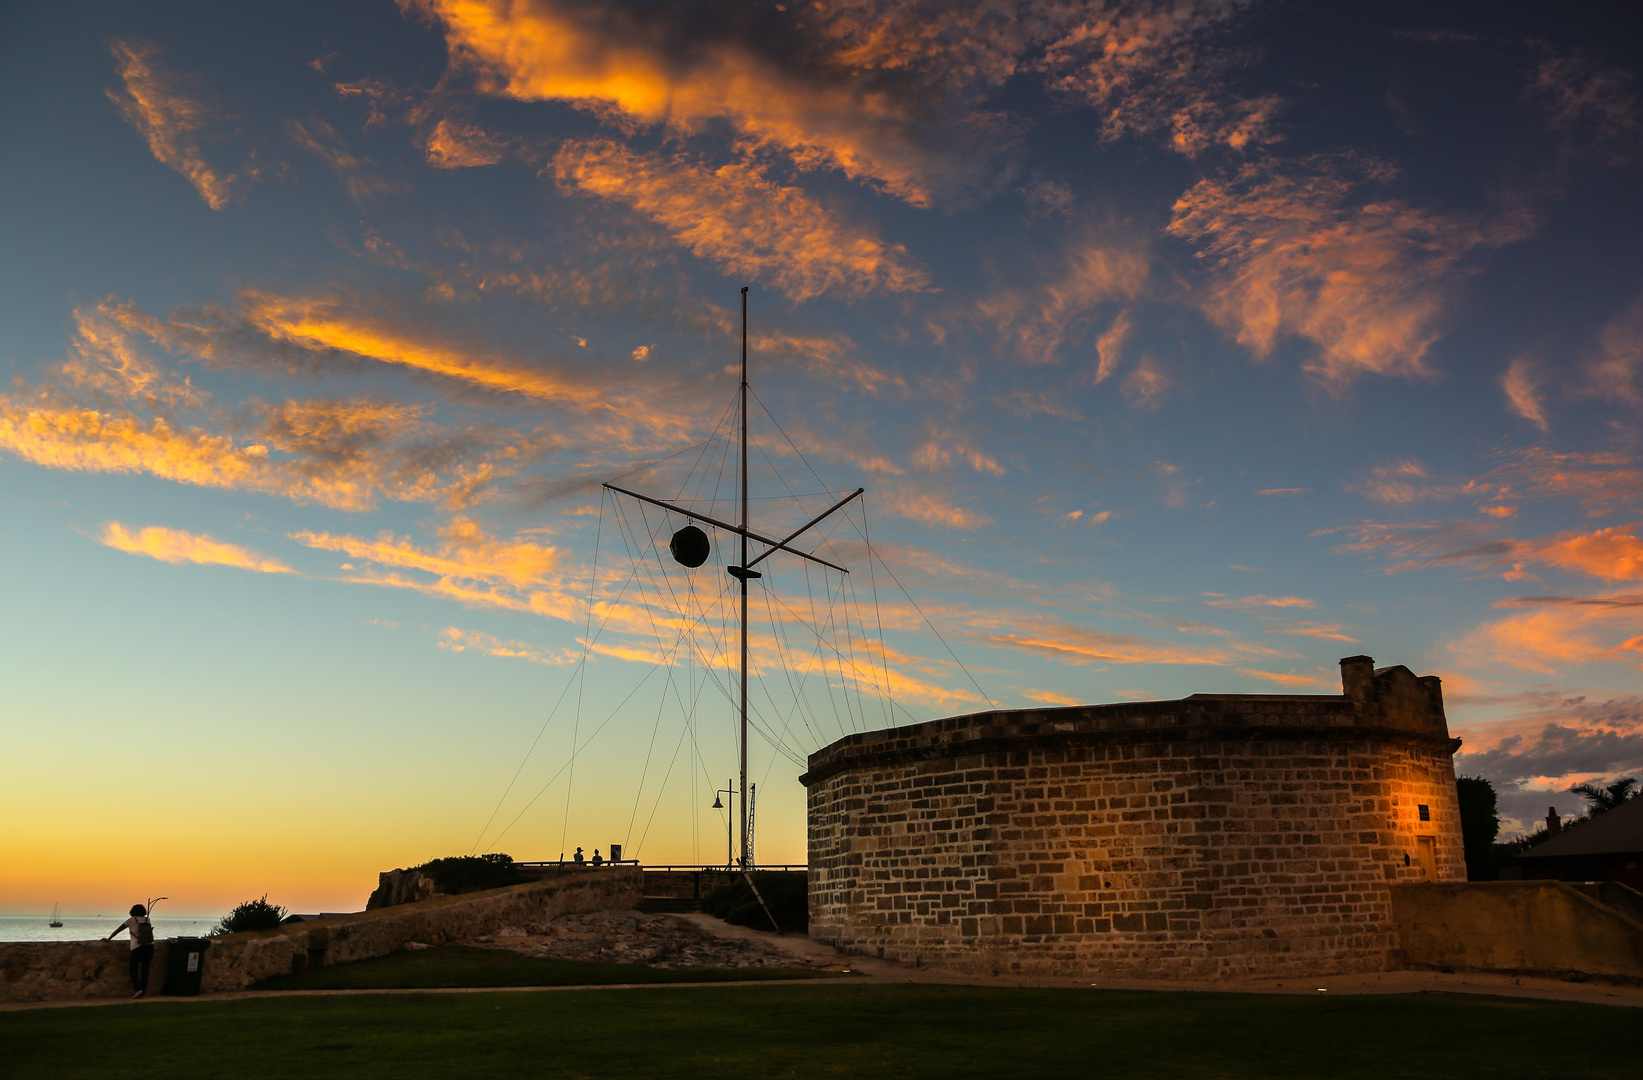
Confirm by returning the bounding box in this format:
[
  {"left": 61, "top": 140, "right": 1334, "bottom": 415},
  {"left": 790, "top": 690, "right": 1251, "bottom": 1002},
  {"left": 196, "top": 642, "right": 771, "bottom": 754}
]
[{"left": 162, "top": 937, "right": 211, "bottom": 996}]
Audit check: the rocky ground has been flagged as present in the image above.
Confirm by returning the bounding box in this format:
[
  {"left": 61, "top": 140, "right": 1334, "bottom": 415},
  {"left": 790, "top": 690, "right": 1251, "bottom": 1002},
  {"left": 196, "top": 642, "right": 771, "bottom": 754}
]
[{"left": 463, "top": 909, "right": 815, "bottom": 970}]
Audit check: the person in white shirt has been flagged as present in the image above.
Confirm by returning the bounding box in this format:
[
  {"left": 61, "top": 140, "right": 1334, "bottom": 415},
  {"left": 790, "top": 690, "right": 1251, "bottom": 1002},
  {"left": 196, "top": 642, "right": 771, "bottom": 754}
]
[{"left": 107, "top": 904, "right": 154, "bottom": 998}]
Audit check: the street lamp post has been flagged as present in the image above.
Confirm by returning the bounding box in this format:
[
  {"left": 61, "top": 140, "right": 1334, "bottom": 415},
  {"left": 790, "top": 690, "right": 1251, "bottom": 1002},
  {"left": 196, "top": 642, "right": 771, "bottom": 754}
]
[{"left": 711, "top": 781, "right": 736, "bottom": 870}]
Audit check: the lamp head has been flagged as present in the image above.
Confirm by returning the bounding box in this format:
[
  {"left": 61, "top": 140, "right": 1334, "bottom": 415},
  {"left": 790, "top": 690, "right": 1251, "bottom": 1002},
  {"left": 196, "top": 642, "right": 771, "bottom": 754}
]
[{"left": 712, "top": 794, "right": 723, "bottom": 809}]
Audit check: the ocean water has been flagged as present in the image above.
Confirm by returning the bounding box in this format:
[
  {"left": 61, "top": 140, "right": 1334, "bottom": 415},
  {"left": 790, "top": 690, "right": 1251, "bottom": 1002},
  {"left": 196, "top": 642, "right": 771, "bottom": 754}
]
[{"left": 0, "top": 916, "right": 217, "bottom": 943}]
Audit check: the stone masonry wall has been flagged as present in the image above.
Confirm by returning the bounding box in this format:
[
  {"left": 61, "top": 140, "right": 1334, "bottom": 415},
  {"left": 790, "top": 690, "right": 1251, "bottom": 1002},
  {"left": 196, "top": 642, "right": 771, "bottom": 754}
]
[
  {"left": 804, "top": 658, "right": 1464, "bottom": 979},
  {"left": 0, "top": 868, "right": 640, "bottom": 1003}
]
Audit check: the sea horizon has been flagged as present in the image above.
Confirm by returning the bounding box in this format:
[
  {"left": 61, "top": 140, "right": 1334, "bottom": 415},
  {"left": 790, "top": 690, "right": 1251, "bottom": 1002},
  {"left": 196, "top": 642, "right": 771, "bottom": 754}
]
[{"left": 0, "top": 916, "right": 219, "bottom": 944}]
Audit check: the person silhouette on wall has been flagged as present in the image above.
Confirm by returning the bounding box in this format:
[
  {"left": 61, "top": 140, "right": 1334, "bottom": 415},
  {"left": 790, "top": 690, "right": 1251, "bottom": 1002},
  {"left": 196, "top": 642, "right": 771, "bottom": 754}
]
[
  {"left": 572, "top": 847, "right": 585, "bottom": 865},
  {"left": 106, "top": 904, "right": 154, "bottom": 998},
  {"left": 591, "top": 849, "right": 604, "bottom": 867}
]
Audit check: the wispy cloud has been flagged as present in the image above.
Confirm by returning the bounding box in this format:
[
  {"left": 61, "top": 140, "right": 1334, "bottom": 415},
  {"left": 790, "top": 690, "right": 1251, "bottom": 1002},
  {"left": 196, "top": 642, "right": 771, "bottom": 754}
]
[
  {"left": 285, "top": 118, "right": 406, "bottom": 202},
  {"left": 1037, "top": 1, "right": 1279, "bottom": 156},
  {"left": 1202, "top": 594, "right": 1316, "bottom": 612},
  {"left": 1589, "top": 291, "right": 1643, "bottom": 403},
  {"left": 1236, "top": 668, "right": 1333, "bottom": 689},
  {"left": 1503, "top": 355, "right": 1550, "bottom": 431},
  {"left": 292, "top": 517, "right": 561, "bottom": 590},
  {"left": 411, "top": 0, "right": 984, "bottom": 206},
  {"left": 1168, "top": 153, "right": 1531, "bottom": 387},
  {"left": 107, "top": 40, "right": 237, "bottom": 209},
  {"left": 969, "top": 236, "right": 1150, "bottom": 366},
  {"left": 99, "top": 522, "right": 294, "bottom": 574},
  {"left": 438, "top": 626, "right": 571, "bottom": 664},
  {"left": 553, "top": 141, "right": 930, "bottom": 302}
]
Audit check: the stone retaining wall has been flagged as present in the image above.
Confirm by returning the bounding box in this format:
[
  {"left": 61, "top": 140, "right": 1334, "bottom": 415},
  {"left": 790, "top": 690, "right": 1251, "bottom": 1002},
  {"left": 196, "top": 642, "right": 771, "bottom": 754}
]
[
  {"left": 0, "top": 868, "right": 640, "bottom": 1003},
  {"left": 805, "top": 657, "right": 1465, "bottom": 980},
  {"left": 1392, "top": 881, "right": 1643, "bottom": 980}
]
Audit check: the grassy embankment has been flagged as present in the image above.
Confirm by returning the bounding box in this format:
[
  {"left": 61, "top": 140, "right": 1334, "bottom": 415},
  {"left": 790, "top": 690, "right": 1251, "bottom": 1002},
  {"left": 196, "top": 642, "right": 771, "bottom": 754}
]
[
  {"left": 6, "top": 984, "right": 1636, "bottom": 1080},
  {"left": 252, "top": 944, "right": 837, "bottom": 990}
]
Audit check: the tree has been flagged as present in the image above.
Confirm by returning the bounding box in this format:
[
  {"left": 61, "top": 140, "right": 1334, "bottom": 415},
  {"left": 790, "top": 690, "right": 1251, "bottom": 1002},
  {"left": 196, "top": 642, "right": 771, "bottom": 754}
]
[
  {"left": 212, "top": 895, "right": 287, "bottom": 935},
  {"left": 1455, "top": 776, "right": 1500, "bottom": 881},
  {"left": 1569, "top": 777, "right": 1638, "bottom": 815}
]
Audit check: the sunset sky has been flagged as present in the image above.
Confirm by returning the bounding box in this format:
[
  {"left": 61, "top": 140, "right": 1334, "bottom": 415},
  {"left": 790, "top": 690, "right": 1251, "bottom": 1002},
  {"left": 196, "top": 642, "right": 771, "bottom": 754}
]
[{"left": 3, "top": 1, "right": 1640, "bottom": 916}]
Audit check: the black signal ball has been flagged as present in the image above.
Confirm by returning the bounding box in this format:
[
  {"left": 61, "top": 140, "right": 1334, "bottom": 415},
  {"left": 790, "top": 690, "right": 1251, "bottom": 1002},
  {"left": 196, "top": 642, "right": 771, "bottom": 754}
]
[{"left": 670, "top": 525, "right": 710, "bottom": 568}]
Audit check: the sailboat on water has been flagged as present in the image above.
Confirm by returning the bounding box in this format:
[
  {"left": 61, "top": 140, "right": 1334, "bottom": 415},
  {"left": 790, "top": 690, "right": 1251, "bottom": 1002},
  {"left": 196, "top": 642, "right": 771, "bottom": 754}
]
[{"left": 49, "top": 904, "right": 62, "bottom": 928}]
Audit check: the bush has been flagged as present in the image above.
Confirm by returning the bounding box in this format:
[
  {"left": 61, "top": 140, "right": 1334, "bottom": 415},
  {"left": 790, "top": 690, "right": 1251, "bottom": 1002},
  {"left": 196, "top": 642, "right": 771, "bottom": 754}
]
[
  {"left": 213, "top": 895, "right": 287, "bottom": 935},
  {"left": 702, "top": 872, "right": 807, "bottom": 933},
  {"left": 418, "top": 853, "right": 527, "bottom": 895}
]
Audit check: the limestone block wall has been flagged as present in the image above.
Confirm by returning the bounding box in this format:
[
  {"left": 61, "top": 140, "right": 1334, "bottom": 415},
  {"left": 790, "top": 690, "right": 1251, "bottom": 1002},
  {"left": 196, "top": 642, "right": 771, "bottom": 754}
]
[
  {"left": 804, "top": 657, "right": 1464, "bottom": 980},
  {"left": 1392, "top": 881, "right": 1643, "bottom": 980},
  {"left": 0, "top": 868, "right": 640, "bottom": 1003}
]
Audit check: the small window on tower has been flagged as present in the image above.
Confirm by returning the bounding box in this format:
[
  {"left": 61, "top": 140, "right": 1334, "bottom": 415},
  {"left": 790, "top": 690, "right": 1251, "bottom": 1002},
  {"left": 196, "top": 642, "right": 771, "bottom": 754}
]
[{"left": 1418, "top": 804, "right": 1431, "bottom": 822}]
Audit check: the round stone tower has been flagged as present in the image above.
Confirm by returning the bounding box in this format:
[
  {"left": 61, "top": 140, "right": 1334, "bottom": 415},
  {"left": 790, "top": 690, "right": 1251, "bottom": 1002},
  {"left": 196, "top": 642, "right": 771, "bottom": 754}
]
[{"left": 802, "top": 656, "right": 1464, "bottom": 979}]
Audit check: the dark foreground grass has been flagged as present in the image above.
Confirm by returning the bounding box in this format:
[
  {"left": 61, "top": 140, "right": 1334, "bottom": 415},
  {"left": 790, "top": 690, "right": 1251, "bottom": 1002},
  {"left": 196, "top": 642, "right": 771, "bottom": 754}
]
[
  {"left": 253, "top": 945, "right": 837, "bottom": 990},
  {"left": 5, "top": 984, "right": 1636, "bottom": 1080}
]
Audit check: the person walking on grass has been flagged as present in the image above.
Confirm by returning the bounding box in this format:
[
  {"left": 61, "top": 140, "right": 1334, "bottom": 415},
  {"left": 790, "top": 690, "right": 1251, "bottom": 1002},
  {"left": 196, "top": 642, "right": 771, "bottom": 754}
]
[{"left": 107, "top": 904, "right": 155, "bottom": 998}]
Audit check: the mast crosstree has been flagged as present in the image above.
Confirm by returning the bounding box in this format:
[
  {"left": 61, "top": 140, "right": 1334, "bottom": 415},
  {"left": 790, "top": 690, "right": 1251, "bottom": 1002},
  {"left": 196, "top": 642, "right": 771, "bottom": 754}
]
[{"left": 602, "top": 288, "right": 863, "bottom": 869}]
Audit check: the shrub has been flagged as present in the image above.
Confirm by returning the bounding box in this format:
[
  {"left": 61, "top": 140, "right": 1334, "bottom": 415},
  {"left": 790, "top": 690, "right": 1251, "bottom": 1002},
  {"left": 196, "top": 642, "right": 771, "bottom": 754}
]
[
  {"left": 418, "top": 853, "right": 527, "bottom": 895},
  {"left": 702, "top": 872, "right": 807, "bottom": 933},
  {"left": 212, "top": 895, "right": 287, "bottom": 935}
]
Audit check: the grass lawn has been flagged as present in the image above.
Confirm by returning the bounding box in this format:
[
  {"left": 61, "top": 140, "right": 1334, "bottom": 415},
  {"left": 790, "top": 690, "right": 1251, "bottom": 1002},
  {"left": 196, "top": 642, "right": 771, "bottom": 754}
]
[
  {"left": 252, "top": 944, "right": 838, "bottom": 990},
  {"left": 5, "top": 984, "right": 1636, "bottom": 1080}
]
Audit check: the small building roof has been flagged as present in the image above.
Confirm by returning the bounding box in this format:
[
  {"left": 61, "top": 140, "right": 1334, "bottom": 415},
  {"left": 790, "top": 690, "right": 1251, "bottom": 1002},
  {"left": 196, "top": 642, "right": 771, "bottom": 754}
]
[{"left": 1518, "top": 796, "right": 1643, "bottom": 859}]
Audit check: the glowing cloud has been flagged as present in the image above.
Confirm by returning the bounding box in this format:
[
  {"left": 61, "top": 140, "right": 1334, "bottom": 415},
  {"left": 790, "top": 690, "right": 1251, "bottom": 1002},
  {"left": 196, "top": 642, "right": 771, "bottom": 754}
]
[
  {"left": 106, "top": 41, "right": 235, "bottom": 209},
  {"left": 438, "top": 626, "right": 569, "bottom": 664},
  {"left": 240, "top": 292, "right": 608, "bottom": 407},
  {"left": 1037, "top": 1, "right": 1279, "bottom": 156},
  {"left": 410, "top": 0, "right": 960, "bottom": 205},
  {"left": 1168, "top": 154, "right": 1530, "bottom": 386},
  {"left": 553, "top": 141, "right": 929, "bottom": 302},
  {"left": 100, "top": 523, "right": 294, "bottom": 574},
  {"left": 1503, "top": 356, "right": 1550, "bottom": 431}
]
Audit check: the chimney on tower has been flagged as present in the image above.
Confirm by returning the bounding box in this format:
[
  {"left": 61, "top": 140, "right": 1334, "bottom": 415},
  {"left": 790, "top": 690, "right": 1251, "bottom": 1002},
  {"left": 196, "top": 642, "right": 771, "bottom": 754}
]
[{"left": 1545, "top": 807, "right": 1562, "bottom": 836}]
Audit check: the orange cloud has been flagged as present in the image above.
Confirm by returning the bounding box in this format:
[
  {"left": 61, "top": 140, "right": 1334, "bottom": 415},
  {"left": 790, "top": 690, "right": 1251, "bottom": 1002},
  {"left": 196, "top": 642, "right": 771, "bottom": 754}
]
[
  {"left": 1168, "top": 154, "right": 1530, "bottom": 386},
  {"left": 1534, "top": 525, "right": 1643, "bottom": 581},
  {"left": 240, "top": 292, "right": 607, "bottom": 407},
  {"left": 411, "top": 0, "right": 956, "bottom": 205},
  {"left": 882, "top": 485, "right": 991, "bottom": 530},
  {"left": 1121, "top": 356, "right": 1169, "bottom": 410},
  {"left": 971, "top": 237, "right": 1150, "bottom": 365},
  {"left": 985, "top": 618, "right": 1233, "bottom": 667},
  {"left": 1236, "top": 668, "right": 1333, "bottom": 689},
  {"left": 0, "top": 399, "right": 383, "bottom": 510},
  {"left": 100, "top": 523, "right": 294, "bottom": 574},
  {"left": 1495, "top": 448, "right": 1643, "bottom": 517},
  {"left": 1503, "top": 356, "right": 1550, "bottom": 431},
  {"left": 292, "top": 518, "right": 559, "bottom": 590},
  {"left": 910, "top": 431, "right": 1004, "bottom": 476},
  {"left": 1202, "top": 595, "right": 1317, "bottom": 611},
  {"left": 553, "top": 140, "right": 929, "bottom": 301},
  {"left": 1452, "top": 600, "right": 1643, "bottom": 676},
  {"left": 285, "top": 118, "right": 405, "bottom": 202},
  {"left": 60, "top": 300, "right": 205, "bottom": 409},
  {"left": 438, "top": 626, "right": 570, "bottom": 664},
  {"left": 1021, "top": 688, "right": 1083, "bottom": 707},
  {"left": 1266, "top": 622, "right": 1362, "bottom": 643},
  {"left": 106, "top": 41, "right": 235, "bottom": 209},
  {"left": 1037, "top": 3, "right": 1279, "bottom": 156},
  {"left": 1589, "top": 291, "right": 1643, "bottom": 403},
  {"left": 423, "top": 118, "right": 509, "bottom": 168}
]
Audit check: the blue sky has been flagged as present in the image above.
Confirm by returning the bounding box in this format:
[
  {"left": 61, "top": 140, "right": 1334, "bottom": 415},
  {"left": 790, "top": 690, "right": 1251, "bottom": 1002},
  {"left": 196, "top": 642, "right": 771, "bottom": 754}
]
[{"left": 2, "top": 0, "right": 1640, "bottom": 913}]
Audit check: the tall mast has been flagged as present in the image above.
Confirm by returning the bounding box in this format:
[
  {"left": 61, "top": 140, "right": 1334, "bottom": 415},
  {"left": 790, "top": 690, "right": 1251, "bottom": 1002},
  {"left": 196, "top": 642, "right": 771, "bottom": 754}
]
[
  {"left": 738, "top": 286, "right": 750, "bottom": 870},
  {"left": 601, "top": 287, "right": 865, "bottom": 875}
]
